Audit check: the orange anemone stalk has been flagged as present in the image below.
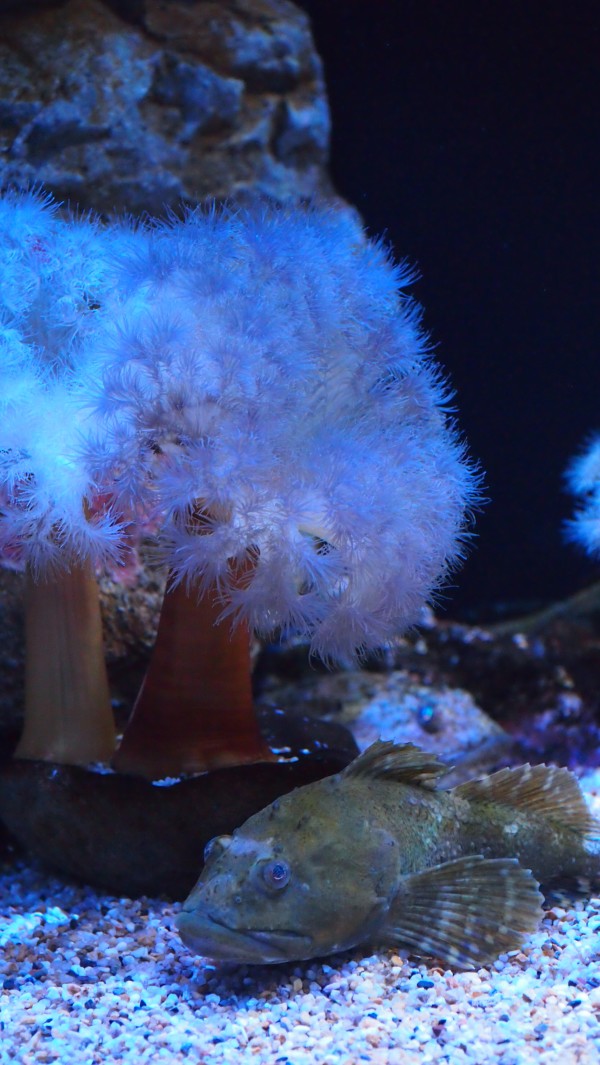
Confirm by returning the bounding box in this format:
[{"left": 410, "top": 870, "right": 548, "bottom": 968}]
[
  {"left": 16, "top": 561, "right": 115, "bottom": 765},
  {"left": 112, "top": 549, "right": 274, "bottom": 779}
]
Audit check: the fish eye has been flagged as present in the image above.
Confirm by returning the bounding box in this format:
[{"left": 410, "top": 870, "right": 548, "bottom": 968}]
[
  {"left": 203, "top": 835, "right": 232, "bottom": 864},
  {"left": 262, "top": 859, "right": 291, "bottom": 891}
]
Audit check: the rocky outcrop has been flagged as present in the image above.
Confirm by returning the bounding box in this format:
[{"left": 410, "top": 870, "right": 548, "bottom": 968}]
[{"left": 0, "top": 0, "right": 332, "bottom": 213}]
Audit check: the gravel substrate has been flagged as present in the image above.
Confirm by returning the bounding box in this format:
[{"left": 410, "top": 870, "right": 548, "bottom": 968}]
[{"left": 1, "top": 769, "right": 600, "bottom": 1065}]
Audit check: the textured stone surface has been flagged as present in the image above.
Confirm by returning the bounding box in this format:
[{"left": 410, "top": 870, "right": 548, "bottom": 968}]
[
  {"left": 0, "top": 0, "right": 332, "bottom": 213},
  {"left": 259, "top": 666, "right": 512, "bottom": 787},
  {"left": 0, "top": 706, "right": 358, "bottom": 896},
  {"left": 0, "top": 570, "right": 25, "bottom": 748}
]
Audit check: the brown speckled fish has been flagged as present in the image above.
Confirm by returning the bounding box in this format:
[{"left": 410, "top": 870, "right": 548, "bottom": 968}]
[{"left": 176, "top": 741, "right": 600, "bottom": 969}]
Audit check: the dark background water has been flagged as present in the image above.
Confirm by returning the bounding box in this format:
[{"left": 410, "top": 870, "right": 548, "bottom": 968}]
[{"left": 297, "top": 0, "right": 600, "bottom": 621}]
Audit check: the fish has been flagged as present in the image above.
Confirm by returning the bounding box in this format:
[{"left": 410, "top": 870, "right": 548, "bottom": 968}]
[{"left": 176, "top": 741, "right": 600, "bottom": 970}]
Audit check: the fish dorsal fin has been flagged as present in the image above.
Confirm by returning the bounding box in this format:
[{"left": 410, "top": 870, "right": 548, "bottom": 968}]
[
  {"left": 383, "top": 855, "right": 543, "bottom": 970},
  {"left": 343, "top": 740, "right": 448, "bottom": 790},
  {"left": 453, "top": 764, "right": 600, "bottom": 838}
]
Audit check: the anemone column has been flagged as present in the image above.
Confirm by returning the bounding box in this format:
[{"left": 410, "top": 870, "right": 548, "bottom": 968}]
[
  {"left": 16, "top": 562, "right": 115, "bottom": 765},
  {"left": 112, "top": 568, "right": 273, "bottom": 779}
]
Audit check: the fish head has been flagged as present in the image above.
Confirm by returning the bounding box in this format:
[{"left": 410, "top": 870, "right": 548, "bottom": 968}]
[{"left": 176, "top": 776, "right": 400, "bottom": 964}]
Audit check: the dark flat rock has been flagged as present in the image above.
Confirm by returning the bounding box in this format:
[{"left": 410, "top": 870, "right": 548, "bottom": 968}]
[{"left": 0, "top": 707, "right": 357, "bottom": 898}]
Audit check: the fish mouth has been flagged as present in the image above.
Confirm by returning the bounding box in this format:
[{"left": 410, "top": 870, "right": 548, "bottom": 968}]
[{"left": 176, "top": 906, "right": 313, "bottom": 965}]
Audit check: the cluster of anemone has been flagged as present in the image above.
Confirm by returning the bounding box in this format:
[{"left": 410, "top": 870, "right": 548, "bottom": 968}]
[
  {"left": 0, "top": 189, "right": 481, "bottom": 779},
  {"left": 0, "top": 190, "right": 127, "bottom": 575},
  {"left": 566, "top": 437, "right": 600, "bottom": 557}
]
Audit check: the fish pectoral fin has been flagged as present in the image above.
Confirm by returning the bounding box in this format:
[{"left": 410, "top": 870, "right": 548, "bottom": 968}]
[
  {"left": 382, "top": 855, "right": 543, "bottom": 970},
  {"left": 343, "top": 740, "right": 448, "bottom": 789}
]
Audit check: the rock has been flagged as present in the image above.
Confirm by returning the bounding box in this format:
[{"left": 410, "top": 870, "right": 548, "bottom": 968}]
[
  {"left": 0, "top": 569, "right": 25, "bottom": 749},
  {"left": 0, "top": 0, "right": 332, "bottom": 213},
  {"left": 257, "top": 661, "right": 512, "bottom": 786},
  {"left": 257, "top": 608, "right": 600, "bottom": 772},
  {"left": 0, "top": 705, "right": 358, "bottom": 897}
]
